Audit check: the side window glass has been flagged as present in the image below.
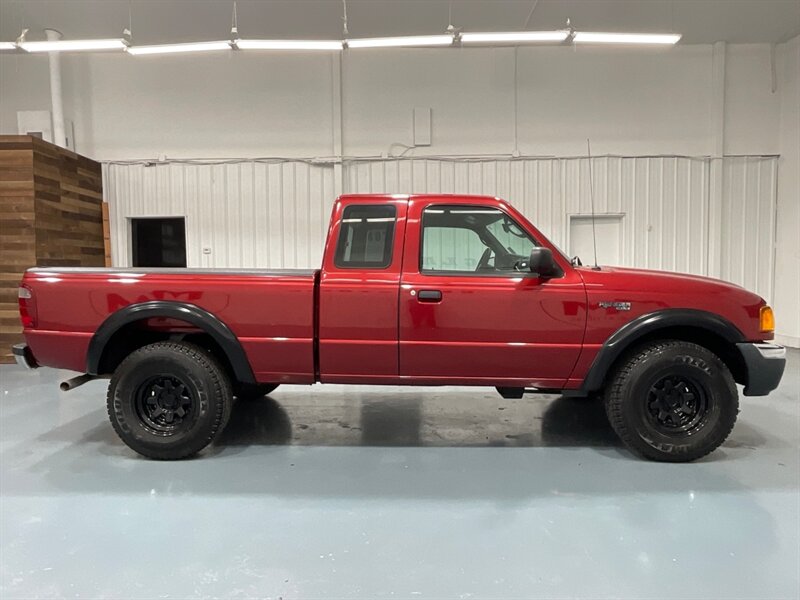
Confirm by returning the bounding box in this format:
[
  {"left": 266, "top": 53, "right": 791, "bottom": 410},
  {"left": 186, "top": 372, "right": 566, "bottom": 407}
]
[
  {"left": 420, "top": 205, "right": 538, "bottom": 274},
  {"left": 422, "top": 227, "right": 486, "bottom": 271},
  {"left": 485, "top": 216, "right": 536, "bottom": 258},
  {"left": 334, "top": 205, "right": 396, "bottom": 268}
]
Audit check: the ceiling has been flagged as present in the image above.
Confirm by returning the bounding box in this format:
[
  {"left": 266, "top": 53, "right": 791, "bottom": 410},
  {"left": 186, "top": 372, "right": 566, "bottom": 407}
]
[{"left": 1, "top": 0, "right": 798, "bottom": 46}]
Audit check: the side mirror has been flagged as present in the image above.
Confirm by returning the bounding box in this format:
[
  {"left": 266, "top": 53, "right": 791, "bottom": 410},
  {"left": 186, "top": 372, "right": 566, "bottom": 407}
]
[{"left": 528, "top": 247, "right": 560, "bottom": 278}]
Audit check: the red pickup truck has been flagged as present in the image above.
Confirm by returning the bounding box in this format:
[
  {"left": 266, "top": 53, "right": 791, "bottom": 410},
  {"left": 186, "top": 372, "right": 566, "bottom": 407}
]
[{"left": 13, "top": 194, "right": 786, "bottom": 462}]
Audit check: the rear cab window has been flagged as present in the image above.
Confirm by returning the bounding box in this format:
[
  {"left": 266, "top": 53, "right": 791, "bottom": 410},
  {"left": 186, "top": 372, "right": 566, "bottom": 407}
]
[{"left": 334, "top": 204, "right": 397, "bottom": 269}]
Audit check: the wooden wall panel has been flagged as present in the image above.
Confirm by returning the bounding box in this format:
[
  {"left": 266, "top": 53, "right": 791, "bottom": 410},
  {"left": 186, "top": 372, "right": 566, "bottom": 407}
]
[
  {"left": 0, "top": 136, "right": 104, "bottom": 363},
  {"left": 0, "top": 138, "right": 35, "bottom": 365}
]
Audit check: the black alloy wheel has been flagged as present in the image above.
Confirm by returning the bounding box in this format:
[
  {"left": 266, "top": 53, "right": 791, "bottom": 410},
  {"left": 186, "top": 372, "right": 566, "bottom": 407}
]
[
  {"left": 135, "top": 375, "right": 196, "bottom": 435},
  {"left": 644, "top": 374, "right": 710, "bottom": 435}
]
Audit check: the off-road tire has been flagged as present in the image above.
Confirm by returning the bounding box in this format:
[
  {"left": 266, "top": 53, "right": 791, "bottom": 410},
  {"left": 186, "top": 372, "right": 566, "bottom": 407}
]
[
  {"left": 107, "top": 341, "right": 233, "bottom": 460},
  {"left": 234, "top": 383, "right": 280, "bottom": 400},
  {"left": 604, "top": 340, "right": 738, "bottom": 462}
]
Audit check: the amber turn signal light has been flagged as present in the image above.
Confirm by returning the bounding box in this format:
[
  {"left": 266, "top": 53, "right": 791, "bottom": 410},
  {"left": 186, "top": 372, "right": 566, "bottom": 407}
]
[{"left": 759, "top": 305, "right": 775, "bottom": 333}]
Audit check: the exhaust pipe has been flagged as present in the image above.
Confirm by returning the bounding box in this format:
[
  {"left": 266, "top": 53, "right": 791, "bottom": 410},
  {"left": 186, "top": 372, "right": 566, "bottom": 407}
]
[{"left": 60, "top": 374, "right": 97, "bottom": 392}]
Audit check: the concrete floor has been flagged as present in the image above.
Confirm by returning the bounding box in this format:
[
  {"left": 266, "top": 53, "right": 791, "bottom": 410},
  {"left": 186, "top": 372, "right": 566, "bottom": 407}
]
[{"left": 1, "top": 352, "right": 798, "bottom": 600}]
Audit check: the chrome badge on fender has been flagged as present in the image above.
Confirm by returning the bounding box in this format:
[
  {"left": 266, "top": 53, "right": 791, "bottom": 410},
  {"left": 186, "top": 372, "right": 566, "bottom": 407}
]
[{"left": 599, "top": 301, "right": 632, "bottom": 311}]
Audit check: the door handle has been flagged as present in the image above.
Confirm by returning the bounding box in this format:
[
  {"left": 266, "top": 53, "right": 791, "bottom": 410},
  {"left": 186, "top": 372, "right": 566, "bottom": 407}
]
[{"left": 417, "top": 290, "right": 442, "bottom": 302}]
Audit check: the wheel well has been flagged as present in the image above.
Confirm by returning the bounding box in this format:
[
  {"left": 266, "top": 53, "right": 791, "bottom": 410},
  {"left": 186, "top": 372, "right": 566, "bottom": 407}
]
[
  {"left": 603, "top": 326, "right": 747, "bottom": 388},
  {"left": 96, "top": 319, "right": 239, "bottom": 384}
]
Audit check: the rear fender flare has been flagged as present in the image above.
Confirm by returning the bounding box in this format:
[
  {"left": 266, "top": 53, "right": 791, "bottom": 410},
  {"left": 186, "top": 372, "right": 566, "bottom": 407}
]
[
  {"left": 580, "top": 308, "right": 745, "bottom": 392},
  {"left": 86, "top": 300, "right": 256, "bottom": 383}
]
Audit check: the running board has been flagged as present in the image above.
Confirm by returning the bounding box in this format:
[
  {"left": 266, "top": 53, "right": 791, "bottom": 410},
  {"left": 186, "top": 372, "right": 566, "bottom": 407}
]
[
  {"left": 495, "top": 386, "right": 570, "bottom": 399},
  {"left": 495, "top": 387, "right": 525, "bottom": 399}
]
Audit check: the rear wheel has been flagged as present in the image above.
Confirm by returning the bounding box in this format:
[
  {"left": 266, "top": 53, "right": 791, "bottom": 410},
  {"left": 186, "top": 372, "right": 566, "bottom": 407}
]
[
  {"left": 604, "top": 340, "right": 738, "bottom": 462},
  {"left": 107, "top": 341, "right": 232, "bottom": 460},
  {"left": 234, "top": 383, "right": 280, "bottom": 400}
]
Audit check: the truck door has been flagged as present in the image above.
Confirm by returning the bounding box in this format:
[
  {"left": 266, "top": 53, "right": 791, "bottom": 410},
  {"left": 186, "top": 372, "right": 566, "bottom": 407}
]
[
  {"left": 399, "top": 199, "right": 586, "bottom": 389},
  {"left": 318, "top": 198, "right": 407, "bottom": 383}
]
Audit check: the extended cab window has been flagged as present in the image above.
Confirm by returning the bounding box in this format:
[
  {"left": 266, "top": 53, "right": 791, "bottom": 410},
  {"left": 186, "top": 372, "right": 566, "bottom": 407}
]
[
  {"left": 334, "top": 204, "right": 396, "bottom": 268},
  {"left": 420, "top": 205, "right": 538, "bottom": 274}
]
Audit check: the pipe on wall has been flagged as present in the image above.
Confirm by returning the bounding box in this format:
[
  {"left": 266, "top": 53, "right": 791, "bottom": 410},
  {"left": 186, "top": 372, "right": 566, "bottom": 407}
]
[{"left": 44, "top": 28, "right": 66, "bottom": 148}]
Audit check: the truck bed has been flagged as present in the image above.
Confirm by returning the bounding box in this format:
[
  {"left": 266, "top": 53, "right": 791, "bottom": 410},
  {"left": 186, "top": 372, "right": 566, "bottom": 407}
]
[{"left": 22, "top": 267, "right": 319, "bottom": 383}]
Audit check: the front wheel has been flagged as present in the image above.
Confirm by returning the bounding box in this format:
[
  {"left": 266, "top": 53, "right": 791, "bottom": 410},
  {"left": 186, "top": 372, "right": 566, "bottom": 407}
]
[
  {"left": 604, "top": 340, "right": 738, "bottom": 462},
  {"left": 107, "top": 341, "right": 233, "bottom": 460}
]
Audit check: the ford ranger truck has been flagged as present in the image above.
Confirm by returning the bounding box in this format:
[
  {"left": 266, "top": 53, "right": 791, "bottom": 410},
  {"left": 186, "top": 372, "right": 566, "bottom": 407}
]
[{"left": 12, "top": 194, "right": 786, "bottom": 461}]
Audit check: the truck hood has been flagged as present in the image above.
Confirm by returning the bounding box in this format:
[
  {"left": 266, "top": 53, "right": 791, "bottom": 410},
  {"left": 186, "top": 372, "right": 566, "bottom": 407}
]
[{"left": 580, "top": 266, "right": 752, "bottom": 294}]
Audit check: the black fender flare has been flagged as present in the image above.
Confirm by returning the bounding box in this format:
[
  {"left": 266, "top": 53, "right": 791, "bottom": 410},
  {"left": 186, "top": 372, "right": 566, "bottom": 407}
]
[
  {"left": 580, "top": 308, "right": 745, "bottom": 392},
  {"left": 86, "top": 300, "right": 256, "bottom": 383}
]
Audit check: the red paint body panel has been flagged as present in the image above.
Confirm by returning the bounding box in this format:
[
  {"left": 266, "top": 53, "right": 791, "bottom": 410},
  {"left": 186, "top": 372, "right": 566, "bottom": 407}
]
[
  {"left": 19, "top": 194, "right": 772, "bottom": 390},
  {"left": 398, "top": 196, "right": 586, "bottom": 388},
  {"left": 562, "top": 265, "right": 769, "bottom": 388},
  {"left": 23, "top": 270, "right": 317, "bottom": 383},
  {"left": 318, "top": 197, "right": 408, "bottom": 381}
]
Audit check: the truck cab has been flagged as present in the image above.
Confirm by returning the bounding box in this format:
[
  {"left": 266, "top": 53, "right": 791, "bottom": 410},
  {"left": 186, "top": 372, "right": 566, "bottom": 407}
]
[{"left": 319, "top": 194, "right": 584, "bottom": 389}]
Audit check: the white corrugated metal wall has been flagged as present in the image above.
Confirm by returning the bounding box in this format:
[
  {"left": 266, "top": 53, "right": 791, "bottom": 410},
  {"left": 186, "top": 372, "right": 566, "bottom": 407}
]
[
  {"left": 103, "top": 154, "right": 777, "bottom": 302},
  {"left": 346, "top": 157, "right": 715, "bottom": 274},
  {"left": 720, "top": 157, "right": 778, "bottom": 303},
  {"left": 104, "top": 161, "right": 335, "bottom": 269},
  {"left": 347, "top": 155, "right": 778, "bottom": 301}
]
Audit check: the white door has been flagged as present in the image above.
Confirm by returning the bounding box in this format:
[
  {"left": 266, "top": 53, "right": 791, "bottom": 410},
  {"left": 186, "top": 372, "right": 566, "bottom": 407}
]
[{"left": 569, "top": 215, "right": 624, "bottom": 267}]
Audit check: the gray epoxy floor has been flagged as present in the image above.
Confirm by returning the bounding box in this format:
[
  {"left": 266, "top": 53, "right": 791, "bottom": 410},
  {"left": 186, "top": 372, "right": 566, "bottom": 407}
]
[{"left": 1, "top": 352, "right": 798, "bottom": 600}]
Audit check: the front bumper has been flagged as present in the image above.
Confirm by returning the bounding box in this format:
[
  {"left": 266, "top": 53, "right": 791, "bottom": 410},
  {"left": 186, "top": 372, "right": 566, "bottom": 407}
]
[
  {"left": 11, "top": 344, "right": 38, "bottom": 370},
  {"left": 737, "top": 342, "right": 786, "bottom": 396}
]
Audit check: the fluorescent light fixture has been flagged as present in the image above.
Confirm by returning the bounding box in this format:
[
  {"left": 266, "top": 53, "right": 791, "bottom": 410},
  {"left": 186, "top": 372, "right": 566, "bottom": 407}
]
[
  {"left": 461, "top": 31, "right": 569, "bottom": 44},
  {"left": 0, "top": 41, "right": 17, "bottom": 50},
  {"left": 573, "top": 32, "right": 681, "bottom": 45},
  {"left": 235, "top": 39, "right": 342, "bottom": 51},
  {"left": 346, "top": 34, "right": 453, "bottom": 49},
  {"left": 20, "top": 38, "right": 127, "bottom": 52},
  {"left": 127, "top": 40, "right": 232, "bottom": 55}
]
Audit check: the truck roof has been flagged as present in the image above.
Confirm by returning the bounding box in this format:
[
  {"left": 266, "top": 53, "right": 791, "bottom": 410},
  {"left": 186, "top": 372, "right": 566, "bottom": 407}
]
[{"left": 336, "top": 193, "right": 504, "bottom": 204}]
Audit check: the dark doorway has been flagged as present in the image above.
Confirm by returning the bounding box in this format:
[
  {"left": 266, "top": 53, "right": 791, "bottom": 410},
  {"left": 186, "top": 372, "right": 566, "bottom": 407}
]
[{"left": 131, "top": 217, "right": 187, "bottom": 268}]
